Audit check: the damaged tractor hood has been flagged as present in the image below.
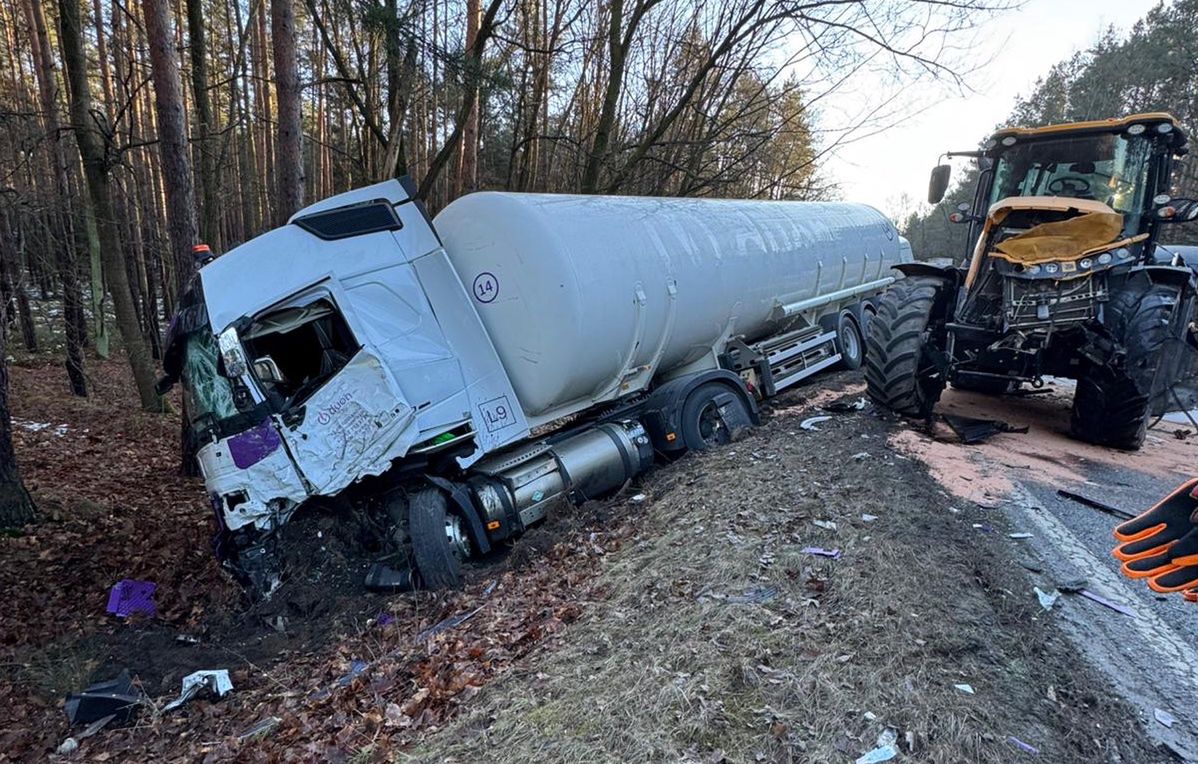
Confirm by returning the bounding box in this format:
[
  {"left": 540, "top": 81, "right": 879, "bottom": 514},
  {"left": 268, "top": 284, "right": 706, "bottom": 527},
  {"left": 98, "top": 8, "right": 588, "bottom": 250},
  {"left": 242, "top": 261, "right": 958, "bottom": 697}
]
[{"left": 985, "top": 197, "right": 1147, "bottom": 266}]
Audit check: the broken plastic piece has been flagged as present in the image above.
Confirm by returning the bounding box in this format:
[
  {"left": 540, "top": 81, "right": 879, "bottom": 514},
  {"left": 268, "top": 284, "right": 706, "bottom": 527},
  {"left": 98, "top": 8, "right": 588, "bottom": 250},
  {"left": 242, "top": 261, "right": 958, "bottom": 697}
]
[
  {"left": 1007, "top": 736, "right": 1040, "bottom": 755},
  {"left": 856, "top": 729, "right": 899, "bottom": 764},
  {"left": 942, "top": 414, "right": 1028, "bottom": 444},
  {"left": 800, "top": 547, "right": 842, "bottom": 559},
  {"left": 800, "top": 415, "right": 832, "bottom": 431},
  {"left": 954, "top": 683, "right": 975, "bottom": 694},
  {"left": 64, "top": 670, "right": 143, "bottom": 726},
  {"left": 823, "top": 397, "right": 867, "bottom": 413},
  {"left": 1056, "top": 489, "right": 1135, "bottom": 521},
  {"left": 1008, "top": 532, "right": 1033, "bottom": 540},
  {"left": 1034, "top": 587, "right": 1059, "bottom": 611},
  {"left": 1077, "top": 589, "right": 1135, "bottom": 617},
  {"left": 726, "top": 586, "right": 779, "bottom": 604},
  {"left": 105, "top": 580, "right": 157, "bottom": 619},
  {"left": 812, "top": 519, "right": 838, "bottom": 531},
  {"left": 162, "top": 670, "right": 233, "bottom": 713},
  {"left": 1154, "top": 708, "right": 1176, "bottom": 728},
  {"left": 364, "top": 562, "right": 419, "bottom": 593}
]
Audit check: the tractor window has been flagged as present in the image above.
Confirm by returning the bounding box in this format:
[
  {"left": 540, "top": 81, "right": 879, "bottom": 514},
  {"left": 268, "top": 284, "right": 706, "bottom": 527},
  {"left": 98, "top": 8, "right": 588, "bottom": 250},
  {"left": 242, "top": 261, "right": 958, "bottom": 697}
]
[{"left": 989, "top": 133, "right": 1154, "bottom": 233}]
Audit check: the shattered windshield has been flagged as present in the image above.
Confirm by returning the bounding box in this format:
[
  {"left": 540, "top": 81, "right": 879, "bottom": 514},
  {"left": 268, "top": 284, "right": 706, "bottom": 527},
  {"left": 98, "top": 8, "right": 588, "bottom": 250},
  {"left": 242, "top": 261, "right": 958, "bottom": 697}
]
[
  {"left": 182, "top": 331, "right": 238, "bottom": 426},
  {"left": 989, "top": 133, "right": 1155, "bottom": 233}
]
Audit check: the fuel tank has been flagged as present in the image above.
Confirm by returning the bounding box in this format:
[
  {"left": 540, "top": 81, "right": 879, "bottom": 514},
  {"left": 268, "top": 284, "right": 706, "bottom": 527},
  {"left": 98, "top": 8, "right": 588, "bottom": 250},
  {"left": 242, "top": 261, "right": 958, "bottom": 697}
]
[{"left": 434, "top": 193, "right": 905, "bottom": 421}]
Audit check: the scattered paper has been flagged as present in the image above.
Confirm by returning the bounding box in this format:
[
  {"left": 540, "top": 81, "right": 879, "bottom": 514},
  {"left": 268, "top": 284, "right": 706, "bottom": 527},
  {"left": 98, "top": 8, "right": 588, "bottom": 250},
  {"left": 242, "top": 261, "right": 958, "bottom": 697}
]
[
  {"left": 1034, "top": 587, "right": 1060, "bottom": 611},
  {"left": 954, "top": 683, "right": 975, "bottom": 694},
  {"left": 1154, "top": 708, "right": 1176, "bottom": 728}
]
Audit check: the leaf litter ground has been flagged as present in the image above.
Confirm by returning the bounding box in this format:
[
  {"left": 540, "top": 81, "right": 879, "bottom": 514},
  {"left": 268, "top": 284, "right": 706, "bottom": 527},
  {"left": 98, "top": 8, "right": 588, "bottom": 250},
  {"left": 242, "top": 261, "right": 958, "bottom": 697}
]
[{"left": 1, "top": 358, "right": 1170, "bottom": 762}]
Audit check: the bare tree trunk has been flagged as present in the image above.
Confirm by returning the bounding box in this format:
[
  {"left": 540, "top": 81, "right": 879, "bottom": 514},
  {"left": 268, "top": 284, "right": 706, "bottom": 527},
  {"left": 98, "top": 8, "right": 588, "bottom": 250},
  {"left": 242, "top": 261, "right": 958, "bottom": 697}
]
[
  {"left": 142, "top": 0, "right": 199, "bottom": 299},
  {"left": 456, "top": 0, "right": 480, "bottom": 197},
  {"left": 0, "top": 298, "right": 36, "bottom": 528},
  {"left": 271, "top": 0, "right": 303, "bottom": 223},
  {"left": 58, "top": 0, "right": 162, "bottom": 412},
  {"left": 185, "top": 0, "right": 220, "bottom": 247},
  {"left": 0, "top": 213, "right": 36, "bottom": 351},
  {"left": 20, "top": 0, "right": 87, "bottom": 396}
]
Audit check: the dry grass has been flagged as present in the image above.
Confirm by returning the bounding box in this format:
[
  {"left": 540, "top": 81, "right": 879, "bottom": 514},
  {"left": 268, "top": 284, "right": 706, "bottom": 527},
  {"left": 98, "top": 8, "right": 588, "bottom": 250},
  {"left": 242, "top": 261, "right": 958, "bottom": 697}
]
[{"left": 404, "top": 384, "right": 1164, "bottom": 763}]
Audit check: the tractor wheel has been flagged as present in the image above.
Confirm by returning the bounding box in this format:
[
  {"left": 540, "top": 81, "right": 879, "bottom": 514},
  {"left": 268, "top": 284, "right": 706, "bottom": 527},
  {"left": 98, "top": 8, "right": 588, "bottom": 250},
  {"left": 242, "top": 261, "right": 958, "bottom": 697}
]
[
  {"left": 864, "top": 276, "right": 947, "bottom": 417},
  {"left": 408, "top": 487, "right": 464, "bottom": 589},
  {"left": 1071, "top": 284, "right": 1179, "bottom": 450},
  {"left": 835, "top": 312, "right": 864, "bottom": 370}
]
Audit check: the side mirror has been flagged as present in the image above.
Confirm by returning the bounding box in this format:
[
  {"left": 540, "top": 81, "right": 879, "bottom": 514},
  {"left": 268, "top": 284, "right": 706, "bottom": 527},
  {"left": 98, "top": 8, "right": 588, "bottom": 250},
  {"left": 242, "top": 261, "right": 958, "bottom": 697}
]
[
  {"left": 1158, "top": 199, "right": 1198, "bottom": 223},
  {"left": 928, "top": 164, "right": 951, "bottom": 204}
]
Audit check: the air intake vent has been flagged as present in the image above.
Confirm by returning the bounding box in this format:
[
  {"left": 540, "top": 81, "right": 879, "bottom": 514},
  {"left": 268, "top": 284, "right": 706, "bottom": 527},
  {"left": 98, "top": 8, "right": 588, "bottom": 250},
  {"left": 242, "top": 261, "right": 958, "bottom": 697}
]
[{"left": 293, "top": 200, "right": 403, "bottom": 240}]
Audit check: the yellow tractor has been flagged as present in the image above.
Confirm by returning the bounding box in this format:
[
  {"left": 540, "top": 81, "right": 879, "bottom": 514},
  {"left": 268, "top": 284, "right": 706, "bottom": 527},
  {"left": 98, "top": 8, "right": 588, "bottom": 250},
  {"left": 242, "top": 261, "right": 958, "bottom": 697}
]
[{"left": 866, "top": 113, "right": 1198, "bottom": 449}]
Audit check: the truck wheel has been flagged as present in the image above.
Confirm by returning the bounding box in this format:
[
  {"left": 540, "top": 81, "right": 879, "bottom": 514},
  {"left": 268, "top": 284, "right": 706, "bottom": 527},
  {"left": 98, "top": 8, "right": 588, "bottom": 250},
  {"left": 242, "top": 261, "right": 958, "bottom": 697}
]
[
  {"left": 1071, "top": 285, "right": 1179, "bottom": 450},
  {"left": 680, "top": 382, "right": 751, "bottom": 451},
  {"left": 408, "top": 488, "right": 463, "bottom": 589},
  {"left": 835, "top": 312, "right": 864, "bottom": 370},
  {"left": 864, "top": 276, "right": 947, "bottom": 417}
]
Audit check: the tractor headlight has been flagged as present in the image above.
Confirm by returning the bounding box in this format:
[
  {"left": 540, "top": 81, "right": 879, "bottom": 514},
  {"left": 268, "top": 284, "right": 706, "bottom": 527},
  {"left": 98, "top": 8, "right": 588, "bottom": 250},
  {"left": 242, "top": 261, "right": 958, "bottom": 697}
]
[
  {"left": 1045, "top": 263, "right": 1059, "bottom": 275},
  {"left": 1079, "top": 258, "right": 1093, "bottom": 269},
  {"left": 1026, "top": 264, "right": 1041, "bottom": 275},
  {"left": 1097, "top": 252, "right": 1113, "bottom": 265}
]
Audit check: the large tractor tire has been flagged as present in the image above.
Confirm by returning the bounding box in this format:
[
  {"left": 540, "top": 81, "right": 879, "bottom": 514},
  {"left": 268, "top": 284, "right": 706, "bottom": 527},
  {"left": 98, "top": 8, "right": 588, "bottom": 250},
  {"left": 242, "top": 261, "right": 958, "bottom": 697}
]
[
  {"left": 864, "top": 276, "right": 947, "bottom": 417},
  {"left": 1071, "top": 284, "right": 1179, "bottom": 450}
]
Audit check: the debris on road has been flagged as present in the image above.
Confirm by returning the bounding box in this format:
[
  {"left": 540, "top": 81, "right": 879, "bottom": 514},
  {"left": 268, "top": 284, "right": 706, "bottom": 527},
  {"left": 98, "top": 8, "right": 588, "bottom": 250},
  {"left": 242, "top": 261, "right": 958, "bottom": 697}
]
[
  {"left": 800, "top": 415, "right": 832, "bottom": 431},
  {"left": 725, "top": 586, "right": 779, "bottom": 604},
  {"left": 1034, "top": 587, "right": 1060, "bottom": 611},
  {"left": 954, "top": 683, "right": 975, "bottom": 694},
  {"left": 105, "top": 579, "right": 157, "bottom": 619},
  {"left": 855, "top": 729, "right": 899, "bottom": 764},
  {"left": 630, "top": 493, "right": 647, "bottom": 504},
  {"left": 1154, "top": 708, "right": 1176, "bottom": 728},
  {"left": 812, "top": 519, "right": 838, "bottom": 531},
  {"left": 800, "top": 546, "right": 842, "bottom": 559},
  {"left": 861, "top": 514, "right": 878, "bottom": 522},
  {"left": 64, "top": 670, "right": 144, "bottom": 726},
  {"left": 1056, "top": 489, "right": 1135, "bottom": 521},
  {"left": 162, "top": 670, "right": 234, "bottom": 713},
  {"left": 1007, "top": 735, "right": 1040, "bottom": 755},
  {"left": 823, "top": 397, "right": 868, "bottom": 413},
  {"left": 1008, "top": 532, "right": 1033, "bottom": 540},
  {"left": 1076, "top": 589, "right": 1136, "bottom": 618},
  {"left": 942, "top": 414, "right": 1028, "bottom": 445}
]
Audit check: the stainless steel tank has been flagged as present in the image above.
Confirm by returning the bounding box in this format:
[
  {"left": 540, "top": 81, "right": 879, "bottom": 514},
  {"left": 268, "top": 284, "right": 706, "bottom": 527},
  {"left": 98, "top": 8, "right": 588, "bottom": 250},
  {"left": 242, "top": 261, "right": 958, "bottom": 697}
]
[{"left": 434, "top": 193, "right": 903, "bottom": 420}]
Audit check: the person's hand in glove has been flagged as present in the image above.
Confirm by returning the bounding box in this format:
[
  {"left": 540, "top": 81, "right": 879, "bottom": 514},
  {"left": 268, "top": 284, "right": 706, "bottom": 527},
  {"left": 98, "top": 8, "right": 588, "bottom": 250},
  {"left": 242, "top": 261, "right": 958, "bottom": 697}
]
[
  {"left": 1112, "top": 478, "right": 1198, "bottom": 562},
  {"left": 1121, "top": 524, "right": 1198, "bottom": 590}
]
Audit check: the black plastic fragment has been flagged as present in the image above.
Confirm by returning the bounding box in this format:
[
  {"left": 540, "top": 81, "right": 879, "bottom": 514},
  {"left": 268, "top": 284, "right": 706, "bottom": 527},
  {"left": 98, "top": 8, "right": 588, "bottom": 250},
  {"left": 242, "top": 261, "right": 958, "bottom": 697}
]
[
  {"left": 364, "top": 562, "right": 420, "bottom": 592},
  {"left": 941, "top": 413, "right": 1029, "bottom": 444},
  {"left": 64, "top": 670, "right": 144, "bottom": 726}
]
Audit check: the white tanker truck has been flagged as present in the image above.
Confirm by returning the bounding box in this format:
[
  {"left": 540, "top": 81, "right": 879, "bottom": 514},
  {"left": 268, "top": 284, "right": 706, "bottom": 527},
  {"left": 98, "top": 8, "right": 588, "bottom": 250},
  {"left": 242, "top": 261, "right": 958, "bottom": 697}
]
[{"left": 159, "top": 178, "right": 911, "bottom": 594}]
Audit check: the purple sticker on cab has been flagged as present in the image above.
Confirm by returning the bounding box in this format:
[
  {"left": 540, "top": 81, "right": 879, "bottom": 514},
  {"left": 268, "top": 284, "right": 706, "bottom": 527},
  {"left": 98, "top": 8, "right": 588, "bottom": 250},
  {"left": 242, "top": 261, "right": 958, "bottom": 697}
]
[{"left": 228, "top": 420, "right": 281, "bottom": 469}]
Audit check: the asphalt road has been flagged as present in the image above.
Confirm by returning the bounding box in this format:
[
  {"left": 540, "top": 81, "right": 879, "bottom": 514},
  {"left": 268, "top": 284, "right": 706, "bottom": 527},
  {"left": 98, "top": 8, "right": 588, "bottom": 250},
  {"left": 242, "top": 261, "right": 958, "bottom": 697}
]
[{"left": 893, "top": 383, "right": 1198, "bottom": 760}]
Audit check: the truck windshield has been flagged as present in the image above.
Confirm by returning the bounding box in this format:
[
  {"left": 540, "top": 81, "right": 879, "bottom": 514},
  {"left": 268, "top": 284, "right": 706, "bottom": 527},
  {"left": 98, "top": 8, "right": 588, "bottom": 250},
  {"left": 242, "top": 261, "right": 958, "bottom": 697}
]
[
  {"left": 988, "top": 132, "right": 1154, "bottom": 233},
  {"left": 181, "top": 330, "right": 238, "bottom": 427}
]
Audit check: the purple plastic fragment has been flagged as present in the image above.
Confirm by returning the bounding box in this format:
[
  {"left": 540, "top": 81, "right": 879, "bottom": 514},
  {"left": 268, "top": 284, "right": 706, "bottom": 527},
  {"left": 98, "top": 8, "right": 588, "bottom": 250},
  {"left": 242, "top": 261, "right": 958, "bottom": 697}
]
[
  {"left": 106, "top": 580, "right": 157, "bottom": 619},
  {"left": 376, "top": 612, "right": 396, "bottom": 626},
  {"left": 227, "top": 420, "right": 281, "bottom": 469},
  {"left": 1007, "top": 736, "right": 1039, "bottom": 755},
  {"left": 1079, "top": 589, "right": 1136, "bottom": 617},
  {"left": 800, "top": 547, "right": 842, "bottom": 559}
]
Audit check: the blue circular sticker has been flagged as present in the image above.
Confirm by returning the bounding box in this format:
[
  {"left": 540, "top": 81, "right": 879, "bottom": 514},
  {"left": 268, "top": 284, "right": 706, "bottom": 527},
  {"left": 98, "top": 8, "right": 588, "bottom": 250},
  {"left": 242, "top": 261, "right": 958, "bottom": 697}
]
[{"left": 472, "top": 272, "right": 498, "bottom": 303}]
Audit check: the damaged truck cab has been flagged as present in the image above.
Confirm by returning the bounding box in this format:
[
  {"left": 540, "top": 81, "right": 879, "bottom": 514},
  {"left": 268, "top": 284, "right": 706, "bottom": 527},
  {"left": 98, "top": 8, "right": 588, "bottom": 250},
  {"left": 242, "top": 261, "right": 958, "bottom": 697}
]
[
  {"left": 164, "top": 182, "right": 532, "bottom": 591},
  {"left": 163, "top": 179, "right": 911, "bottom": 594},
  {"left": 866, "top": 113, "right": 1198, "bottom": 449}
]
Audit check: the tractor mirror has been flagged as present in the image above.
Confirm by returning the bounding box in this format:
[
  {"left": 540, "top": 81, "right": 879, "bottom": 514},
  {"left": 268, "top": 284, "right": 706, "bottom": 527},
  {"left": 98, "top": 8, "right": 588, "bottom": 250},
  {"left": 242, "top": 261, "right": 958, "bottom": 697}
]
[{"left": 928, "top": 165, "right": 951, "bottom": 204}]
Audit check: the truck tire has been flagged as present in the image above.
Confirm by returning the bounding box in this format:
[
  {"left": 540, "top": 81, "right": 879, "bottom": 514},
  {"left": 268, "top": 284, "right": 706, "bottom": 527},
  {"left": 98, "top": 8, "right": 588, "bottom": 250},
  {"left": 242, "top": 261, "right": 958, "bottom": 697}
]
[
  {"left": 408, "top": 487, "right": 462, "bottom": 589},
  {"left": 836, "top": 312, "right": 864, "bottom": 370},
  {"left": 864, "top": 276, "right": 946, "bottom": 417},
  {"left": 680, "top": 382, "right": 751, "bottom": 451},
  {"left": 1071, "top": 285, "right": 1179, "bottom": 450}
]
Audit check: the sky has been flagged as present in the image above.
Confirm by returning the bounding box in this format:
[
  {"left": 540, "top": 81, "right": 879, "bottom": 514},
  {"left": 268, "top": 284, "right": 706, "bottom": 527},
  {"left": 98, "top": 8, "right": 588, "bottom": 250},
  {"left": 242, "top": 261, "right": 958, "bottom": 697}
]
[{"left": 823, "top": 0, "right": 1162, "bottom": 218}]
